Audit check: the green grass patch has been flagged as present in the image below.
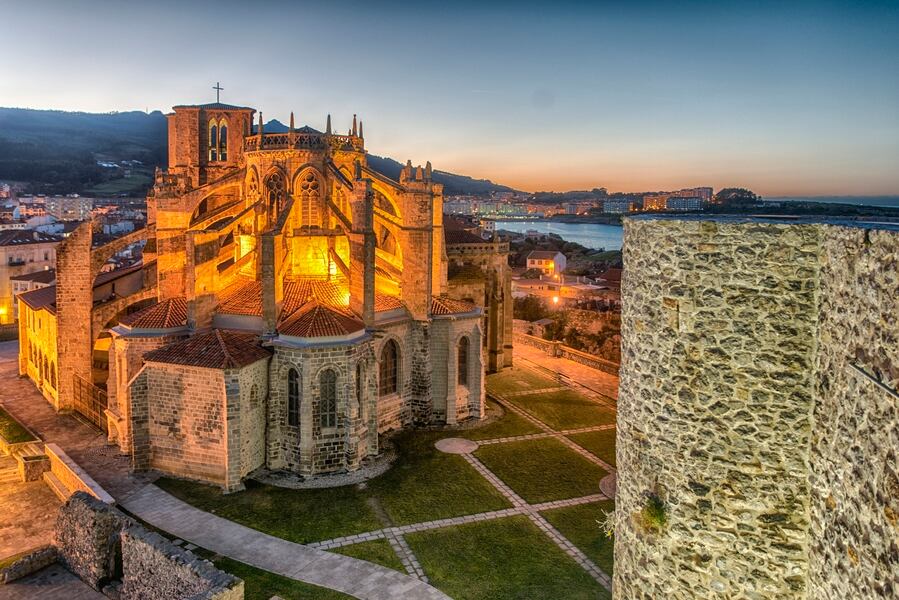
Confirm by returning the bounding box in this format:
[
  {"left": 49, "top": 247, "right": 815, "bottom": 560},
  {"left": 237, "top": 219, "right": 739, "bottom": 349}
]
[
  {"left": 475, "top": 438, "right": 607, "bottom": 504},
  {"left": 567, "top": 428, "right": 617, "bottom": 466},
  {"left": 541, "top": 500, "right": 615, "bottom": 576},
  {"left": 155, "top": 478, "right": 381, "bottom": 544},
  {"left": 407, "top": 515, "right": 610, "bottom": 600},
  {"left": 0, "top": 406, "right": 37, "bottom": 445},
  {"left": 507, "top": 389, "right": 615, "bottom": 430},
  {"left": 486, "top": 366, "right": 559, "bottom": 397},
  {"left": 331, "top": 539, "right": 404, "bottom": 572},
  {"left": 366, "top": 430, "right": 511, "bottom": 525},
  {"left": 212, "top": 556, "right": 353, "bottom": 600},
  {"left": 460, "top": 399, "right": 542, "bottom": 441}
]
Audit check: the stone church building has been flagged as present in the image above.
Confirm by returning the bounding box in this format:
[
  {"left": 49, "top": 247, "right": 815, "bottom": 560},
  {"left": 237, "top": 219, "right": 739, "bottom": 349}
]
[{"left": 18, "top": 100, "right": 512, "bottom": 491}]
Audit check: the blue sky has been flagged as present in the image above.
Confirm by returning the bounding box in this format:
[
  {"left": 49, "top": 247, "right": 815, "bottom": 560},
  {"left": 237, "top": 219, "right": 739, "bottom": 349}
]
[{"left": 1, "top": 0, "right": 897, "bottom": 194}]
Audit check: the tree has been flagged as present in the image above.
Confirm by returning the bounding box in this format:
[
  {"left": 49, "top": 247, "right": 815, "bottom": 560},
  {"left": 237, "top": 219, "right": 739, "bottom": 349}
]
[{"left": 714, "top": 188, "right": 759, "bottom": 205}]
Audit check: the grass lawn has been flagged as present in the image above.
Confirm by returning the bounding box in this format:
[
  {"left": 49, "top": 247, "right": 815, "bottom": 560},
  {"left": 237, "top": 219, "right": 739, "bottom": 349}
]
[
  {"left": 211, "top": 556, "right": 353, "bottom": 600},
  {"left": 567, "top": 428, "right": 617, "bottom": 467},
  {"left": 460, "top": 399, "right": 542, "bottom": 441},
  {"left": 475, "top": 438, "right": 607, "bottom": 504},
  {"left": 156, "top": 478, "right": 381, "bottom": 544},
  {"left": 0, "top": 406, "right": 37, "bottom": 445},
  {"left": 406, "top": 515, "right": 610, "bottom": 600},
  {"left": 506, "top": 389, "right": 615, "bottom": 430},
  {"left": 157, "top": 430, "right": 510, "bottom": 541},
  {"left": 332, "top": 539, "right": 404, "bottom": 572},
  {"left": 485, "top": 366, "right": 559, "bottom": 397},
  {"left": 365, "top": 430, "right": 511, "bottom": 525},
  {"left": 541, "top": 500, "right": 615, "bottom": 577}
]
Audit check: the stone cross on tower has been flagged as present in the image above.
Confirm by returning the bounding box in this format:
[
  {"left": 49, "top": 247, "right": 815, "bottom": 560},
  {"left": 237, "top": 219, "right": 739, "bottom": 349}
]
[{"left": 213, "top": 82, "right": 223, "bottom": 103}]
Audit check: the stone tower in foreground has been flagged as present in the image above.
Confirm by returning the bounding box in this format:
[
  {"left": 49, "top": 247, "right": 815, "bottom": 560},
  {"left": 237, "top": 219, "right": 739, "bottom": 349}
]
[{"left": 615, "top": 216, "right": 898, "bottom": 600}]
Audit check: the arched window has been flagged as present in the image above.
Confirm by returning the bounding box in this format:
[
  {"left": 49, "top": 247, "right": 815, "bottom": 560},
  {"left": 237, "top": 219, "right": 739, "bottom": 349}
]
[
  {"left": 50, "top": 362, "right": 56, "bottom": 389},
  {"left": 265, "top": 172, "right": 286, "bottom": 222},
  {"left": 379, "top": 340, "right": 399, "bottom": 397},
  {"left": 208, "top": 121, "right": 218, "bottom": 161},
  {"left": 320, "top": 369, "right": 337, "bottom": 428},
  {"left": 297, "top": 171, "right": 321, "bottom": 229},
  {"left": 218, "top": 120, "right": 228, "bottom": 161},
  {"left": 287, "top": 368, "right": 299, "bottom": 427},
  {"left": 458, "top": 336, "right": 470, "bottom": 386}
]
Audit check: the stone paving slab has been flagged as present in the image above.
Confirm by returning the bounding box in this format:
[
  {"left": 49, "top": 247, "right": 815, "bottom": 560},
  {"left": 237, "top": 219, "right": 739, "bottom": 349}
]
[
  {"left": 513, "top": 343, "right": 619, "bottom": 402},
  {"left": 0, "top": 564, "right": 106, "bottom": 600},
  {"left": 121, "top": 485, "right": 450, "bottom": 600},
  {"left": 433, "top": 437, "right": 479, "bottom": 455}
]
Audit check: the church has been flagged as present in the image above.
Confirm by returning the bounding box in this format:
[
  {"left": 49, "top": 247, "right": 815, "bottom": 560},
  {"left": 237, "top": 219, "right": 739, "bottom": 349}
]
[{"left": 18, "top": 98, "right": 512, "bottom": 491}]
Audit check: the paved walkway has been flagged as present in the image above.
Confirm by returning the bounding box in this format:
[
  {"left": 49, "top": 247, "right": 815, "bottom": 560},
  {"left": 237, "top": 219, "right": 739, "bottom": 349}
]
[
  {"left": 121, "top": 485, "right": 449, "bottom": 600},
  {"left": 0, "top": 454, "right": 61, "bottom": 558},
  {"left": 514, "top": 342, "right": 620, "bottom": 402}
]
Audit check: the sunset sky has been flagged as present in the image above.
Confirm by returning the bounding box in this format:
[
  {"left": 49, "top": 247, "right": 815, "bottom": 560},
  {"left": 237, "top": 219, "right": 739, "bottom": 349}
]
[{"left": 1, "top": 0, "right": 897, "bottom": 195}]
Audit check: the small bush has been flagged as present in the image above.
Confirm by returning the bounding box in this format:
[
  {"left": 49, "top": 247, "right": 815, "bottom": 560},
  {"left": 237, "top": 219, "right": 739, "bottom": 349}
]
[{"left": 638, "top": 493, "right": 667, "bottom": 533}]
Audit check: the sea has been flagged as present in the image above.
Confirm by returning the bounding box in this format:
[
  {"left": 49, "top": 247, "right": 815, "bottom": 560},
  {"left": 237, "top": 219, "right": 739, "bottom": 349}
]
[
  {"left": 493, "top": 196, "right": 899, "bottom": 250},
  {"left": 496, "top": 221, "right": 623, "bottom": 250}
]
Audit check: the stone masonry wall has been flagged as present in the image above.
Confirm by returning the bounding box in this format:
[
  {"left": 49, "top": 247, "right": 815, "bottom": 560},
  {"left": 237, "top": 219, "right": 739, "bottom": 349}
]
[
  {"left": 120, "top": 526, "right": 243, "bottom": 600},
  {"left": 808, "top": 226, "right": 899, "bottom": 599},
  {"left": 616, "top": 217, "right": 899, "bottom": 600},
  {"left": 615, "top": 219, "right": 822, "bottom": 599}
]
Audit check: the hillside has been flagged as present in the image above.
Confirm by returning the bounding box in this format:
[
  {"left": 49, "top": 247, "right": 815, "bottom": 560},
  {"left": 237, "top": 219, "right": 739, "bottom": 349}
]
[{"left": 0, "top": 108, "right": 516, "bottom": 197}]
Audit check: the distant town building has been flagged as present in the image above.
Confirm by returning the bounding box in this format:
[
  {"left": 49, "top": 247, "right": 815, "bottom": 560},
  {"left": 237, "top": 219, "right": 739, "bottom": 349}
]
[
  {"left": 603, "top": 198, "right": 634, "bottom": 214},
  {"left": 526, "top": 250, "right": 567, "bottom": 276},
  {"left": 46, "top": 194, "right": 93, "bottom": 221},
  {"left": 0, "top": 229, "right": 61, "bottom": 324},
  {"left": 643, "top": 194, "right": 669, "bottom": 211},
  {"left": 9, "top": 268, "right": 55, "bottom": 320},
  {"left": 666, "top": 196, "right": 702, "bottom": 211}
]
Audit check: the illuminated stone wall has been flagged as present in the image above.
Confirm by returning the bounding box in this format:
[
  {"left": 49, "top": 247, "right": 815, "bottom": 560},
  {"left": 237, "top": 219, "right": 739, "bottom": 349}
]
[{"left": 615, "top": 217, "right": 899, "bottom": 600}]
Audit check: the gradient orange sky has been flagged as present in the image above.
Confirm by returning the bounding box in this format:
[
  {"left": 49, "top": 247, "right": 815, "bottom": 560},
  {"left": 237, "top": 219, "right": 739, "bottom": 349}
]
[{"left": 1, "top": 0, "right": 897, "bottom": 195}]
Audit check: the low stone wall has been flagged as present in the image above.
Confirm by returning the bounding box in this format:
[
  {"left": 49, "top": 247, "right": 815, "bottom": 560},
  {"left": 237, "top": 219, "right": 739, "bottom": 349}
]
[
  {"left": 513, "top": 332, "right": 621, "bottom": 375},
  {"left": 51, "top": 492, "right": 244, "bottom": 599},
  {"left": 121, "top": 527, "right": 243, "bottom": 600},
  {"left": 44, "top": 443, "right": 114, "bottom": 504},
  {"left": 55, "top": 493, "right": 132, "bottom": 589},
  {"left": 0, "top": 545, "right": 58, "bottom": 584},
  {"left": 17, "top": 453, "right": 50, "bottom": 482}
]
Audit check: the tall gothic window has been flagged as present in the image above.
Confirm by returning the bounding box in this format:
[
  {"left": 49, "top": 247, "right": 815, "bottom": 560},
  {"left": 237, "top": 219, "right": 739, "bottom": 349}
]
[
  {"left": 458, "top": 336, "right": 470, "bottom": 386},
  {"left": 320, "top": 369, "right": 337, "bottom": 428},
  {"left": 379, "top": 340, "right": 399, "bottom": 397},
  {"left": 287, "top": 368, "right": 299, "bottom": 427},
  {"left": 208, "top": 121, "right": 218, "bottom": 161},
  {"left": 265, "top": 172, "right": 286, "bottom": 223},
  {"left": 298, "top": 171, "right": 321, "bottom": 229},
  {"left": 218, "top": 120, "right": 228, "bottom": 161}
]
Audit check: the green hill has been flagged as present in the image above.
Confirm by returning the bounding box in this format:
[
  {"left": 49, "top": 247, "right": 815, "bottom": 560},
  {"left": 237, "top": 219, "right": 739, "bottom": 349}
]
[{"left": 0, "top": 108, "right": 517, "bottom": 197}]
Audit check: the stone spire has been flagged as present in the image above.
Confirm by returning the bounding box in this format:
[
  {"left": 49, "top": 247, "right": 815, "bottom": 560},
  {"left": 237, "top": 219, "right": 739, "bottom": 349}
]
[
  {"left": 257, "top": 112, "right": 263, "bottom": 139},
  {"left": 415, "top": 165, "right": 424, "bottom": 181},
  {"left": 289, "top": 111, "right": 295, "bottom": 131},
  {"left": 425, "top": 161, "right": 432, "bottom": 180},
  {"left": 326, "top": 114, "right": 332, "bottom": 135},
  {"left": 352, "top": 114, "right": 358, "bottom": 136},
  {"left": 358, "top": 120, "right": 364, "bottom": 138}
]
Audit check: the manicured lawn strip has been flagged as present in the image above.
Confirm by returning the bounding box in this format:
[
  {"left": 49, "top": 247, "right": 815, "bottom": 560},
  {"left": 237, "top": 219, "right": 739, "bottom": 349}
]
[
  {"left": 541, "top": 500, "right": 615, "bottom": 576},
  {"left": 331, "top": 539, "right": 405, "bottom": 572},
  {"left": 0, "top": 406, "right": 37, "bottom": 444},
  {"left": 155, "top": 478, "right": 381, "bottom": 544},
  {"left": 567, "top": 428, "right": 617, "bottom": 467},
  {"left": 474, "top": 438, "right": 608, "bottom": 504},
  {"left": 460, "top": 399, "right": 542, "bottom": 440},
  {"left": 212, "top": 556, "right": 353, "bottom": 600},
  {"left": 367, "top": 430, "right": 511, "bottom": 525},
  {"left": 406, "top": 516, "right": 609, "bottom": 600},
  {"left": 507, "top": 389, "right": 615, "bottom": 430},
  {"left": 485, "top": 366, "right": 559, "bottom": 396}
]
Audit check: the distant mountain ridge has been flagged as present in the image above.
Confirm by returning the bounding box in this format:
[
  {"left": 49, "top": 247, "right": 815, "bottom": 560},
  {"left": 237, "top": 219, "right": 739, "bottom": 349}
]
[{"left": 0, "top": 108, "right": 517, "bottom": 196}]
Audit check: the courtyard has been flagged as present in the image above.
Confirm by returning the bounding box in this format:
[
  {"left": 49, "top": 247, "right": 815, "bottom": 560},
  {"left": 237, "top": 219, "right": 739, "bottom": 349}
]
[
  {"left": 152, "top": 363, "right": 619, "bottom": 600},
  {"left": 0, "top": 339, "right": 620, "bottom": 600}
]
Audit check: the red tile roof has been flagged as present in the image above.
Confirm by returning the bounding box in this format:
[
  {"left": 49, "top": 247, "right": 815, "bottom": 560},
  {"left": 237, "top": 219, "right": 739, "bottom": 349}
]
[
  {"left": 278, "top": 302, "right": 364, "bottom": 338},
  {"left": 374, "top": 293, "right": 406, "bottom": 312},
  {"left": 18, "top": 286, "right": 57, "bottom": 314},
  {"left": 431, "top": 295, "right": 477, "bottom": 315},
  {"left": 444, "top": 229, "right": 487, "bottom": 245},
  {"left": 119, "top": 297, "right": 187, "bottom": 329},
  {"left": 218, "top": 279, "right": 263, "bottom": 316},
  {"left": 143, "top": 329, "right": 271, "bottom": 369},
  {"left": 10, "top": 269, "right": 56, "bottom": 284}
]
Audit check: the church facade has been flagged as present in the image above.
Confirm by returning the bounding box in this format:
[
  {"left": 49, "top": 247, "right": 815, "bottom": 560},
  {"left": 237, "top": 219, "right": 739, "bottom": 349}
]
[{"left": 19, "top": 100, "right": 511, "bottom": 491}]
